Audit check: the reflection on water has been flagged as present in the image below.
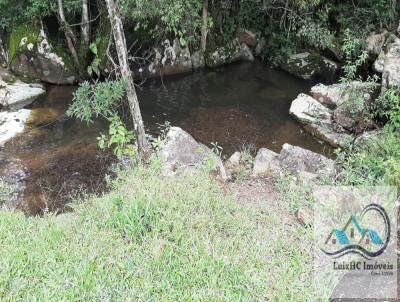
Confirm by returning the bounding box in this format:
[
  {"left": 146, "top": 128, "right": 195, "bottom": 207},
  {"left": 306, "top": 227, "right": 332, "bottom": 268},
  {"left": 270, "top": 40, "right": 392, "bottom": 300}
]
[
  {"left": 0, "top": 61, "right": 331, "bottom": 214},
  {"left": 140, "top": 62, "right": 329, "bottom": 154}
]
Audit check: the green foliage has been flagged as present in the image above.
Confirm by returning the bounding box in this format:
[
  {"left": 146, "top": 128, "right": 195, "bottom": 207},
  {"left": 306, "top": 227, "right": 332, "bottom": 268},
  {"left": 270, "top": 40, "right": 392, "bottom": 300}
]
[
  {"left": 98, "top": 114, "right": 137, "bottom": 158},
  {"left": 296, "top": 19, "right": 334, "bottom": 50},
  {"left": 0, "top": 159, "right": 324, "bottom": 300},
  {"left": 336, "top": 129, "right": 400, "bottom": 190},
  {"left": 340, "top": 29, "right": 369, "bottom": 82},
  {"left": 376, "top": 88, "right": 400, "bottom": 130},
  {"left": 67, "top": 80, "right": 127, "bottom": 124},
  {"left": 8, "top": 24, "right": 40, "bottom": 63},
  {"left": 151, "top": 121, "right": 171, "bottom": 150},
  {"left": 87, "top": 43, "right": 101, "bottom": 77},
  {"left": 68, "top": 80, "right": 135, "bottom": 158},
  {"left": 210, "top": 141, "right": 223, "bottom": 157},
  {"left": 119, "top": 0, "right": 203, "bottom": 47}
]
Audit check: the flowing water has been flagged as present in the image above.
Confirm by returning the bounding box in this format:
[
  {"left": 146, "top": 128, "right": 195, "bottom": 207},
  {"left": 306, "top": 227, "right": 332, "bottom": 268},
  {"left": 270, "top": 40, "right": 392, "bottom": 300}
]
[{"left": 0, "top": 62, "right": 331, "bottom": 215}]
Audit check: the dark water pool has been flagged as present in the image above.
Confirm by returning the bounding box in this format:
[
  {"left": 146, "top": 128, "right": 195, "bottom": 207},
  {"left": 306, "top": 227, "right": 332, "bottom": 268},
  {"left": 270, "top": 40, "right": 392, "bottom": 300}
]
[{"left": 0, "top": 61, "right": 331, "bottom": 214}]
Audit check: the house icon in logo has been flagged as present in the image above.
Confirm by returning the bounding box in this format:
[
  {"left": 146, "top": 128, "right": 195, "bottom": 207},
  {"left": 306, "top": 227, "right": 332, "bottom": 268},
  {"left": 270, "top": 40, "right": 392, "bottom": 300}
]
[{"left": 325, "top": 215, "right": 384, "bottom": 246}]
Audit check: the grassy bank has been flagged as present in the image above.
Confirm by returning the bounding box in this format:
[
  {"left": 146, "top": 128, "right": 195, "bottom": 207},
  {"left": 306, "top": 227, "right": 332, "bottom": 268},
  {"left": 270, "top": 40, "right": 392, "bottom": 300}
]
[{"left": 0, "top": 157, "right": 325, "bottom": 301}]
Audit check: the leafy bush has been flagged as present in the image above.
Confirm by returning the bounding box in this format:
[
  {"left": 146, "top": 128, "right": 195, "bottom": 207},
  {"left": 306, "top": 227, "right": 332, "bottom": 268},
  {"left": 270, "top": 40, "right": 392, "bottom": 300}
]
[{"left": 67, "top": 80, "right": 137, "bottom": 158}]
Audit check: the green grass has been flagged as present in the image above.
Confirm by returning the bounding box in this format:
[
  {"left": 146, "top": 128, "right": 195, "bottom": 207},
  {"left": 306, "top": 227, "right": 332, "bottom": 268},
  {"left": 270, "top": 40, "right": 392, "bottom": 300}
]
[{"left": 0, "top": 157, "right": 327, "bottom": 301}]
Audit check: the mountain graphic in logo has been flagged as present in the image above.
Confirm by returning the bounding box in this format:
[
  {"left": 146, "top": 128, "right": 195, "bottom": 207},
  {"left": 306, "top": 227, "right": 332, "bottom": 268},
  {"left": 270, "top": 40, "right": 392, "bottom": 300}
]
[
  {"left": 325, "top": 215, "right": 384, "bottom": 246},
  {"left": 321, "top": 204, "right": 390, "bottom": 259}
]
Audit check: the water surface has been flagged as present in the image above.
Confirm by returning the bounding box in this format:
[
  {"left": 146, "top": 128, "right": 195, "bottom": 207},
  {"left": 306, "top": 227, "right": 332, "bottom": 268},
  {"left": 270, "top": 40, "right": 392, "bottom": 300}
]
[{"left": 0, "top": 62, "right": 330, "bottom": 214}]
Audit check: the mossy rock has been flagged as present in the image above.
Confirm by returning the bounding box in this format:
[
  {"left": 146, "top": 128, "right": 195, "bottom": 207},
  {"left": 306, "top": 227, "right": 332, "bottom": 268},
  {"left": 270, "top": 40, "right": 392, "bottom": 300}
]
[
  {"left": 8, "top": 24, "right": 40, "bottom": 64},
  {"left": 9, "top": 24, "right": 77, "bottom": 85},
  {"left": 280, "top": 52, "right": 339, "bottom": 81},
  {"left": 205, "top": 39, "right": 254, "bottom": 68}
]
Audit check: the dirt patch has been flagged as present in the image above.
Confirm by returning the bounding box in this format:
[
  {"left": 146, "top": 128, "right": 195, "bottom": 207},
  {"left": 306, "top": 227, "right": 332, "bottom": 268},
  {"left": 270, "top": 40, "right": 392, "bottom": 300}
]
[{"left": 229, "top": 176, "right": 297, "bottom": 226}]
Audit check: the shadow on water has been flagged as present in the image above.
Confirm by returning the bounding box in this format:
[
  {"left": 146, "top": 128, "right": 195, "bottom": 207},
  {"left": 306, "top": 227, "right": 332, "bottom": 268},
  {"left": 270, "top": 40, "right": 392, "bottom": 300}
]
[{"left": 0, "top": 61, "right": 332, "bottom": 215}]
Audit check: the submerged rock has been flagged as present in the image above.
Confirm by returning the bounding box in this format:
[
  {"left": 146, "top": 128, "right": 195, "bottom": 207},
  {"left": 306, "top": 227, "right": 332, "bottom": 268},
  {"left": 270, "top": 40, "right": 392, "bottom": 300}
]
[
  {"left": 158, "top": 127, "right": 227, "bottom": 179},
  {"left": 0, "top": 109, "right": 31, "bottom": 147},
  {"left": 205, "top": 39, "right": 254, "bottom": 68},
  {"left": 280, "top": 52, "right": 339, "bottom": 81}
]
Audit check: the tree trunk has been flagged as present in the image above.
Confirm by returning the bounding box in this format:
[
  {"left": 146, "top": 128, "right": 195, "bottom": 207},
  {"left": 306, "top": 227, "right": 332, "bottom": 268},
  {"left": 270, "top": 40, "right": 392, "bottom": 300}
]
[
  {"left": 0, "top": 31, "right": 7, "bottom": 65},
  {"left": 81, "top": 0, "right": 90, "bottom": 48},
  {"left": 104, "top": 0, "right": 150, "bottom": 159},
  {"left": 57, "top": 0, "right": 80, "bottom": 66},
  {"left": 200, "top": 0, "right": 209, "bottom": 53}
]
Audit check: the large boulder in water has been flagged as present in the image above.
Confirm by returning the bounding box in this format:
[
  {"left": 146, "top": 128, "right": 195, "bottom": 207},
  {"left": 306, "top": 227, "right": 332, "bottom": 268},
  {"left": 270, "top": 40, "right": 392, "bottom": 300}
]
[
  {"left": 158, "top": 127, "right": 227, "bottom": 179},
  {"left": 280, "top": 52, "right": 339, "bottom": 81},
  {"left": 134, "top": 39, "right": 193, "bottom": 79},
  {"left": 9, "top": 26, "right": 77, "bottom": 85},
  {"left": 0, "top": 109, "right": 31, "bottom": 147},
  {"left": 0, "top": 67, "right": 45, "bottom": 111},
  {"left": 289, "top": 93, "right": 353, "bottom": 148},
  {"left": 289, "top": 93, "right": 332, "bottom": 124},
  {"left": 310, "top": 81, "right": 379, "bottom": 132},
  {"left": 205, "top": 39, "right": 254, "bottom": 68}
]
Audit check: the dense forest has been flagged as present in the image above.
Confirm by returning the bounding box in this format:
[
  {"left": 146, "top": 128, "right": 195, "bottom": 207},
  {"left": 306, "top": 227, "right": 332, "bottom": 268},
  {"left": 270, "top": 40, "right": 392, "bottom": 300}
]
[{"left": 0, "top": 0, "right": 399, "bottom": 300}]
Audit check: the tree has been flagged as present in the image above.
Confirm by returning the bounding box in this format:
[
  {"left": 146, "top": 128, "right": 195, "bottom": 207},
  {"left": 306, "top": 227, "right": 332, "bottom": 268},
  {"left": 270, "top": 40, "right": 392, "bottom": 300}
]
[
  {"left": 57, "top": 0, "right": 79, "bottom": 66},
  {"left": 104, "top": 0, "right": 150, "bottom": 159},
  {"left": 81, "top": 0, "right": 90, "bottom": 49},
  {"left": 200, "top": 0, "right": 208, "bottom": 53}
]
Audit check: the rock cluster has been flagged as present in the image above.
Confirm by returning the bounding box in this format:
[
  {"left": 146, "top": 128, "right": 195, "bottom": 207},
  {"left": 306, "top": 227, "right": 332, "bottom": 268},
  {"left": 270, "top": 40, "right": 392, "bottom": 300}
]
[
  {"left": 10, "top": 28, "right": 76, "bottom": 85},
  {"left": 0, "top": 67, "right": 44, "bottom": 147},
  {"left": 289, "top": 81, "right": 380, "bottom": 148}
]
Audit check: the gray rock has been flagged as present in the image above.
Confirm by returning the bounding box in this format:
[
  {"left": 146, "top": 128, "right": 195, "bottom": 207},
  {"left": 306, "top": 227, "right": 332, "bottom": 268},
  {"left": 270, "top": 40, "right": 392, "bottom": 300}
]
[
  {"left": 309, "top": 81, "right": 379, "bottom": 132},
  {"left": 353, "top": 129, "right": 382, "bottom": 149},
  {"left": 254, "top": 37, "right": 266, "bottom": 56},
  {"left": 236, "top": 28, "right": 257, "bottom": 48},
  {"left": 289, "top": 93, "right": 355, "bottom": 147},
  {"left": 280, "top": 52, "right": 339, "bottom": 81},
  {"left": 373, "top": 50, "right": 385, "bottom": 73},
  {"left": 10, "top": 28, "right": 76, "bottom": 85},
  {"left": 205, "top": 39, "right": 254, "bottom": 68},
  {"left": 310, "top": 83, "right": 345, "bottom": 109},
  {"left": 382, "top": 38, "right": 400, "bottom": 91},
  {"left": 227, "top": 151, "right": 241, "bottom": 167},
  {"left": 135, "top": 39, "right": 193, "bottom": 79},
  {"left": 289, "top": 93, "right": 332, "bottom": 124},
  {"left": 279, "top": 143, "right": 336, "bottom": 178},
  {"left": 158, "top": 127, "right": 227, "bottom": 179},
  {"left": 304, "top": 123, "right": 353, "bottom": 148},
  {"left": 0, "top": 81, "right": 45, "bottom": 111},
  {"left": 252, "top": 148, "right": 281, "bottom": 176},
  {"left": 0, "top": 109, "right": 31, "bottom": 147},
  {"left": 366, "top": 30, "right": 388, "bottom": 56},
  {"left": 191, "top": 50, "right": 205, "bottom": 70}
]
